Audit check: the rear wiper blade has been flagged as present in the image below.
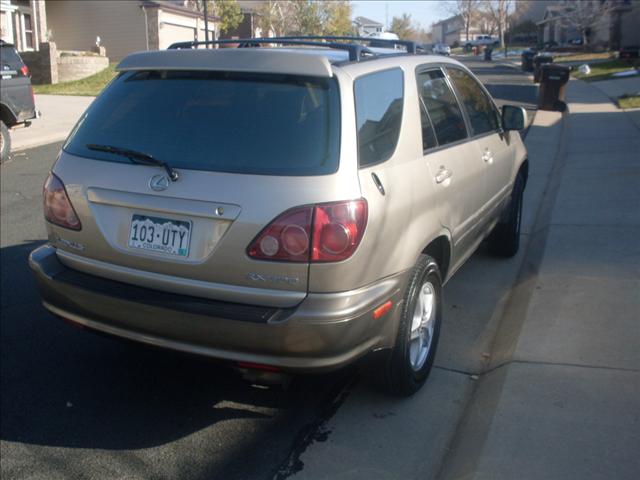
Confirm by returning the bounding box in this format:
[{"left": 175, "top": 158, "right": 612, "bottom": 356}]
[{"left": 86, "top": 144, "right": 179, "bottom": 181}]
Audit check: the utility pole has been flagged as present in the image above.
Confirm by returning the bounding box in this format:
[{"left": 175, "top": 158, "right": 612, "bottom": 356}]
[
  {"left": 385, "top": 3, "right": 389, "bottom": 31},
  {"left": 203, "top": 0, "right": 210, "bottom": 48}
]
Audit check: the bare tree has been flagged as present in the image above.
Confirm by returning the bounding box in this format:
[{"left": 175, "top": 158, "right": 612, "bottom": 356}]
[
  {"left": 255, "top": 1, "right": 294, "bottom": 37},
  {"left": 445, "top": 0, "right": 482, "bottom": 42},
  {"left": 482, "top": 0, "right": 513, "bottom": 49},
  {"left": 558, "top": 0, "right": 616, "bottom": 47},
  {"left": 255, "top": 1, "right": 353, "bottom": 37}
]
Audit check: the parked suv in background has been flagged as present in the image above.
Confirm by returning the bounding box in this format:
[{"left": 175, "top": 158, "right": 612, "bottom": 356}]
[
  {"left": 0, "top": 40, "right": 37, "bottom": 161},
  {"left": 30, "top": 37, "right": 528, "bottom": 395}
]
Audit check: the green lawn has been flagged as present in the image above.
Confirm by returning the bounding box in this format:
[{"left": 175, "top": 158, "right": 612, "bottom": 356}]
[
  {"left": 572, "top": 59, "right": 640, "bottom": 82},
  {"left": 554, "top": 52, "right": 615, "bottom": 63},
  {"left": 617, "top": 94, "right": 640, "bottom": 109},
  {"left": 33, "top": 64, "right": 118, "bottom": 96}
]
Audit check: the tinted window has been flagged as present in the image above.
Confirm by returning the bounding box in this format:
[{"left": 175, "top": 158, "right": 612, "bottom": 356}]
[
  {"left": 447, "top": 68, "right": 500, "bottom": 136},
  {"left": 64, "top": 70, "right": 340, "bottom": 176},
  {"left": 419, "top": 102, "right": 437, "bottom": 151},
  {"left": 355, "top": 68, "right": 404, "bottom": 167},
  {"left": 417, "top": 69, "right": 467, "bottom": 146},
  {"left": 1, "top": 45, "right": 24, "bottom": 70}
]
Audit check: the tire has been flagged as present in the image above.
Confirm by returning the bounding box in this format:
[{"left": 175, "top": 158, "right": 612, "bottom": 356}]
[
  {"left": 489, "top": 173, "right": 525, "bottom": 257},
  {"left": 0, "top": 121, "right": 10, "bottom": 162},
  {"left": 382, "top": 254, "right": 442, "bottom": 396}
]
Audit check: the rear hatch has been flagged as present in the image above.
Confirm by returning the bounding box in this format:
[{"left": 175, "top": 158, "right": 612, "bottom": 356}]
[{"left": 50, "top": 64, "right": 355, "bottom": 307}]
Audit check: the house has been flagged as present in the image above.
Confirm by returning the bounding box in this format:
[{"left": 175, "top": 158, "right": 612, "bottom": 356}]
[
  {"left": 431, "top": 14, "right": 493, "bottom": 46},
  {"left": 1, "top": 0, "right": 46, "bottom": 51},
  {"left": 0, "top": 0, "right": 217, "bottom": 60},
  {"left": 537, "top": 0, "right": 640, "bottom": 49},
  {"left": 353, "top": 16, "right": 383, "bottom": 37}
]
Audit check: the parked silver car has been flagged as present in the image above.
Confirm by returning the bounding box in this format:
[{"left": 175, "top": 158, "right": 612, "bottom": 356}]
[
  {"left": 30, "top": 37, "right": 528, "bottom": 395},
  {"left": 433, "top": 43, "right": 451, "bottom": 56}
]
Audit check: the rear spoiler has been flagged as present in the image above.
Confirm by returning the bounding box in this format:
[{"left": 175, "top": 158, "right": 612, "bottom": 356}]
[{"left": 116, "top": 49, "right": 334, "bottom": 78}]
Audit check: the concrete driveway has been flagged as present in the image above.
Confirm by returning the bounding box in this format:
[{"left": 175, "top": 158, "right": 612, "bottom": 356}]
[{"left": 9, "top": 95, "right": 94, "bottom": 152}]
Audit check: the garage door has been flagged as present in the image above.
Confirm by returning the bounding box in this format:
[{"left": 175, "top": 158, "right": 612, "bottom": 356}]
[{"left": 160, "top": 23, "right": 196, "bottom": 49}]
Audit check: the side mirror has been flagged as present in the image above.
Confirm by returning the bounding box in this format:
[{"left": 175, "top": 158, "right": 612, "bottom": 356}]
[{"left": 502, "top": 105, "right": 527, "bottom": 131}]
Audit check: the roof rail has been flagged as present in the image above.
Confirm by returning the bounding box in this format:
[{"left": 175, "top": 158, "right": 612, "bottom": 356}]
[
  {"left": 270, "top": 36, "right": 421, "bottom": 54},
  {"left": 168, "top": 36, "right": 423, "bottom": 62},
  {"left": 168, "top": 38, "right": 374, "bottom": 62}
]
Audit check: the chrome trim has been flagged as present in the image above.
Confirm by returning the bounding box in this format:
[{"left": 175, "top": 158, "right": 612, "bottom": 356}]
[{"left": 87, "top": 187, "right": 241, "bottom": 221}]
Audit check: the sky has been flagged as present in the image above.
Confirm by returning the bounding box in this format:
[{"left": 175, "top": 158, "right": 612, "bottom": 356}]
[{"left": 351, "top": 1, "right": 453, "bottom": 31}]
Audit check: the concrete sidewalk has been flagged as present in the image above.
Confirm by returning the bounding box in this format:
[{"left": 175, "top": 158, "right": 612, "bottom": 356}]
[
  {"left": 10, "top": 94, "right": 93, "bottom": 152},
  {"left": 438, "top": 80, "right": 640, "bottom": 479},
  {"left": 591, "top": 75, "right": 640, "bottom": 100},
  {"left": 280, "top": 110, "right": 566, "bottom": 480}
]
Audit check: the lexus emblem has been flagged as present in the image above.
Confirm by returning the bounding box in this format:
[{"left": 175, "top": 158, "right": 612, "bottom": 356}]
[{"left": 149, "top": 174, "right": 169, "bottom": 192}]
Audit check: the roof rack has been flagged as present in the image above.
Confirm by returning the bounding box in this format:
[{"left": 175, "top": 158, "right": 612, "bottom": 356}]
[
  {"left": 264, "top": 36, "right": 421, "bottom": 53},
  {"left": 168, "top": 36, "right": 422, "bottom": 62}
]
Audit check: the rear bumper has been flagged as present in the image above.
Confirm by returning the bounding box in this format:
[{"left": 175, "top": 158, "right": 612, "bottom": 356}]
[{"left": 29, "top": 245, "right": 407, "bottom": 372}]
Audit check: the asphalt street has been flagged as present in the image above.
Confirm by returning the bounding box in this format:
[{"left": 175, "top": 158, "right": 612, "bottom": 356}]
[{"left": 0, "top": 60, "right": 538, "bottom": 480}]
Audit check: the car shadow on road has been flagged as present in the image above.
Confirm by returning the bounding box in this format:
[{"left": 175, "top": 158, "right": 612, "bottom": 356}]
[{"left": 0, "top": 241, "right": 349, "bottom": 454}]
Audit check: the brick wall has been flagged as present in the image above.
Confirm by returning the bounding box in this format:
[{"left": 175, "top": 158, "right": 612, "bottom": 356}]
[
  {"left": 57, "top": 54, "right": 109, "bottom": 83},
  {"left": 21, "top": 42, "right": 109, "bottom": 85},
  {"left": 21, "top": 42, "right": 58, "bottom": 84}
]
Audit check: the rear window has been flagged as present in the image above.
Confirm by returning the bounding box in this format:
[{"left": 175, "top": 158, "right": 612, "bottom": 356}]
[
  {"left": 1, "top": 45, "right": 24, "bottom": 71},
  {"left": 64, "top": 70, "right": 340, "bottom": 176},
  {"left": 354, "top": 68, "right": 404, "bottom": 167}
]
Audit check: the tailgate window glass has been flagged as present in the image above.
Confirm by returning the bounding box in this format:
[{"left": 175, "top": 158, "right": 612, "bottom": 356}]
[
  {"left": 1, "top": 45, "right": 24, "bottom": 72},
  {"left": 64, "top": 70, "right": 340, "bottom": 176},
  {"left": 417, "top": 69, "right": 467, "bottom": 146},
  {"left": 355, "top": 68, "right": 404, "bottom": 167}
]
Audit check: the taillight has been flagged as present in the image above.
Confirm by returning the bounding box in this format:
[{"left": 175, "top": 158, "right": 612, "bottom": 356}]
[
  {"left": 20, "top": 65, "right": 29, "bottom": 77},
  {"left": 43, "top": 172, "right": 81, "bottom": 230},
  {"left": 247, "top": 206, "right": 313, "bottom": 262},
  {"left": 247, "top": 199, "right": 367, "bottom": 263},
  {"left": 312, "top": 200, "right": 367, "bottom": 262}
]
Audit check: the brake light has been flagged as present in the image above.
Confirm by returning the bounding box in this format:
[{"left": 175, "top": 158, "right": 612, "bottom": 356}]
[
  {"left": 247, "top": 206, "right": 313, "bottom": 262},
  {"left": 43, "top": 172, "right": 81, "bottom": 230},
  {"left": 20, "top": 65, "right": 29, "bottom": 77},
  {"left": 312, "top": 199, "right": 367, "bottom": 262},
  {"left": 247, "top": 199, "right": 367, "bottom": 263}
]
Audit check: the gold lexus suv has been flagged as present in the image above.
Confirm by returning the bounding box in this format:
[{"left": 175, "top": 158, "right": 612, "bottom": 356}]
[{"left": 30, "top": 37, "right": 528, "bottom": 395}]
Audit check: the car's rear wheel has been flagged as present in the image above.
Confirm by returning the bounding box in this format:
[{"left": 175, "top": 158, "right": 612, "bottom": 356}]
[
  {"left": 489, "top": 173, "right": 524, "bottom": 257},
  {"left": 0, "top": 121, "right": 10, "bottom": 162},
  {"left": 382, "top": 254, "right": 442, "bottom": 396}
]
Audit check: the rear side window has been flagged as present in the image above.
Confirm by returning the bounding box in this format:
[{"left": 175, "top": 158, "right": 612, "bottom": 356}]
[
  {"left": 355, "top": 68, "right": 404, "bottom": 167},
  {"left": 64, "top": 70, "right": 340, "bottom": 176},
  {"left": 416, "top": 69, "right": 467, "bottom": 146},
  {"left": 447, "top": 68, "right": 500, "bottom": 136}
]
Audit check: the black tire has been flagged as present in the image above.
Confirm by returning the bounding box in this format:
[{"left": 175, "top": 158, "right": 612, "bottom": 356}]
[
  {"left": 382, "top": 254, "right": 442, "bottom": 396},
  {"left": 489, "top": 173, "right": 525, "bottom": 257},
  {"left": 0, "top": 121, "right": 10, "bottom": 162}
]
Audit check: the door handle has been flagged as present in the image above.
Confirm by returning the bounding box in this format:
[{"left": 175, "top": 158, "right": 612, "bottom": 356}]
[
  {"left": 435, "top": 167, "right": 453, "bottom": 184},
  {"left": 482, "top": 149, "right": 494, "bottom": 165}
]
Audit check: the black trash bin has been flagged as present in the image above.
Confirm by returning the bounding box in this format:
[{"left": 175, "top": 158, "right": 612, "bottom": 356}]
[
  {"left": 533, "top": 54, "right": 553, "bottom": 83},
  {"left": 538, "top": 64, "right": 571, "bottom": 111},
  {"left": 521, "top": 49, "right": 536, "bottom": 72},
  {"left": 484, "top": 46, "right": 493, "bottom": 61}
]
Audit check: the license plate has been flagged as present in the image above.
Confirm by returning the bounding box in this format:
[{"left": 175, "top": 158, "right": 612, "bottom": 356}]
[{"left": 128, "top": 214, "right": 191, "bottom": 257}]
